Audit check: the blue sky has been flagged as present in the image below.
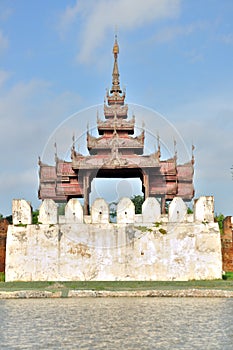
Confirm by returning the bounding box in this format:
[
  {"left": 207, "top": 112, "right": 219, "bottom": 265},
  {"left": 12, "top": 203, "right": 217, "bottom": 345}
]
[{"left": 0, "top": 0, "right": 233, "bottom": 215}]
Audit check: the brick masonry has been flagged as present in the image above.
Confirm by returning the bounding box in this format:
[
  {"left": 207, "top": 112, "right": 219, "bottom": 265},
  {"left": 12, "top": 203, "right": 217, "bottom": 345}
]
[
  {"left": 0, "top": 219, "right": 9, "bottom": 273},
  {"left": 221, "top": 216, "right": 233, "bottom": 272}
]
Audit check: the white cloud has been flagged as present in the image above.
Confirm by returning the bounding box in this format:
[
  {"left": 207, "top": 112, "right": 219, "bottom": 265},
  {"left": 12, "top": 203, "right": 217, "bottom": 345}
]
[
  {"left": 218, "top": 33, "right": 233, "bottom": 45},
  {"left": 58, "top": 0, "right": 181, "bottom": 63},
  {"left": 0, "top": 70, "right": 11, "bottom": 88},
  {"left": 0, "top": 7, "right": 13, "bottom": 21},
  {"left": 0, "top": 30, "right": 8, "bottom": 53},
  {"left": 184, "top": 49, "right": 204, "bottom": 63},
  {"left": 152, "top": 21, "right": 208, "bottom": 43},
  {"left": 58, "top": 1, "right": 83, "bottom": 37}
]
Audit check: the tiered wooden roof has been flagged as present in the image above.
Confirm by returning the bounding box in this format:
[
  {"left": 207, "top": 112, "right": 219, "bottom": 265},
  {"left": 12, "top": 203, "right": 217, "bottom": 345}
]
[{"left": 38, "top": 36, "right": 194, "bottom": 213}]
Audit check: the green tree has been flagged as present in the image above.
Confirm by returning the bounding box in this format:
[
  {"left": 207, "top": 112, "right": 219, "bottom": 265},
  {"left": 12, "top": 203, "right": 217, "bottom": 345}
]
[
  {"left": 131, "top": 195, "right": 144, "bottom": 214},
  {"left": 187, "top": 207, "right": 193, "bottom": 214},
  {"left": 5, "top": 215, "right": 12, "bottom": 224},
  {"left": 32, "top": 210, "right": 39, "bottom": 224},
  {"left": 58, "top": 203, "right": 66, "bottom": 216},
  {"left": 215, "top": 213, "right": 225, "bottom": 234}
]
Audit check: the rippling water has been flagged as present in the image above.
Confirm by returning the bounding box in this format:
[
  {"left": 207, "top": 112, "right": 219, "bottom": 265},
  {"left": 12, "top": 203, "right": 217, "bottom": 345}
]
[{"left": 0, "top": 298, "right": 233, "bottom": 349}]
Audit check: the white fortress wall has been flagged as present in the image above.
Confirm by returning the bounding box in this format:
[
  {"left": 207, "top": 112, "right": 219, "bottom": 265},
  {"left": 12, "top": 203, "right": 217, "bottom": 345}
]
[{"left": 5, "top": 196, "right": 222, "bottom": 281}]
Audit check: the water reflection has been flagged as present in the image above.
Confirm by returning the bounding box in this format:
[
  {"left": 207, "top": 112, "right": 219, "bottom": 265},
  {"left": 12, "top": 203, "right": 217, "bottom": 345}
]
[{"left": 0, "top": 298, "right": 233, "bottom": 349}]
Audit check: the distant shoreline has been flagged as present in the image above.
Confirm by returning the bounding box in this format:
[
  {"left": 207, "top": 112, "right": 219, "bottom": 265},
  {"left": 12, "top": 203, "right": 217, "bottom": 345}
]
[{"left": 1, "top": 289, "right": 233, "bottom": 299}]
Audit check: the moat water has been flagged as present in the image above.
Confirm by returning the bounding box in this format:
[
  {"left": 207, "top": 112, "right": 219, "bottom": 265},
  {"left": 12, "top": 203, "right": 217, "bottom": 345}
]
[{"left": 0, "top": 298, "right": 233, "bottom": 349}]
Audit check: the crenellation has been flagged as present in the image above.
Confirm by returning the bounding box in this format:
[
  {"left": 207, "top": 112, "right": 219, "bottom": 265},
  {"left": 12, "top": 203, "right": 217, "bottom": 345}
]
[
  {"left": 168, "top": 197, "right": 187, "bottom": 223},
  {"left": 142, "top": 197, "right": 160, "bottom": 223},
  {"left": 91, "top": 198, "right": 109, "bottom": 224},
  {"left": 12, "top": 199, "right": 32, "bottom": 225},
  {"left": 9, "top": 196, "right": 219, "bottom": 225},
  {"left": 117, "top": 198, "right": 135, "bottom": 224},
  {"left": 38, "top": 199, "right": 57, "bottom": 225},
  {"left": 194, "top": 196, "right": 214, "bottom": 222},
  {"left": 65, "top": 199, "right": 83, "bottom": 223}
]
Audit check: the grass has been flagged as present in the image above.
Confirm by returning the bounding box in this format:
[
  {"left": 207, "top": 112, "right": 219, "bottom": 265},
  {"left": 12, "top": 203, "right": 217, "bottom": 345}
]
[
  {"left": 224, "top": 271, "right": 233, "bottom": 280},
  {"left": 0, "top": 272, "right": 233, "bottom": 292},
  {"left": 0, "top": 272, "right": 4, "bottom": 282},
  {"left": 0, "top": 278, "right": 233, "bottom": 292}
]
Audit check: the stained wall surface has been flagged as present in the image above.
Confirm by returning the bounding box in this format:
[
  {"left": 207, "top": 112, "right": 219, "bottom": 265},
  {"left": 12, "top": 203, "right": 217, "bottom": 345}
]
[{"left": 5, "top": 197, "right": 222, "bottom": 281}]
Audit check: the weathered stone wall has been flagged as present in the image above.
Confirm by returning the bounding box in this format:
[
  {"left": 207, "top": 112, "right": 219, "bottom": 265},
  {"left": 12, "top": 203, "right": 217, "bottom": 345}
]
[
  {"left": 5, "top": 196, "right": 222, "bottom": 281},
  {"left": 221, "top": 216, "right": 233, "bottom": 272},
  {"left": 0, "top": 219, "right": 9, "bottom": 273}
]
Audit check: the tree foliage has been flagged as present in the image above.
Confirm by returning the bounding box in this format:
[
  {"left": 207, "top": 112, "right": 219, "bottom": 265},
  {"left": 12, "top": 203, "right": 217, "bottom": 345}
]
[
  {"left": 215, "top": 213, "right": 225, "bottom": 234},
  {"left": 32, "top": 210, "right": 39, "bottom": 224},
  {"left": 131, "top": 195, "right": 144, "bottom": 214}
]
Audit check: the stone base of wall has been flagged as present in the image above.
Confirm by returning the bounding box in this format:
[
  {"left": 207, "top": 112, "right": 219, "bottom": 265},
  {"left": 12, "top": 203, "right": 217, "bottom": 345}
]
[{"left": 5, "top": 222, "right": 222, "bottom": 282}]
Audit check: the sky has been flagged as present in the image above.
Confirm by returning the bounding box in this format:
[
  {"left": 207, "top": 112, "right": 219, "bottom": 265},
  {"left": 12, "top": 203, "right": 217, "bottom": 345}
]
[{"left": 0, "top": 0, "right": 233, "bottom": 216}]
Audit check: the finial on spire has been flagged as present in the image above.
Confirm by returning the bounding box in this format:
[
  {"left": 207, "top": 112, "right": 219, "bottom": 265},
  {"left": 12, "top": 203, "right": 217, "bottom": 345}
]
[
  {"left": 72, "top": 132, "right": 75, "bottom": 151},
  {"left": 157, "top": 133, "right": 161, "bottom": 158},
  {"left": 174, "top": 139, "right": 177, "bottom": 161},
  {"left": 113, "top": 34, "right": 119, "bottom": 56},
  {"left": 54, "top": 141, "right": 58, "bottom": 162},
  {"left": 96, "top": 109, "right": 100, "bottom": 122},
  {"left": 110, "top": 35, "right": 121, "bottom": 94}
]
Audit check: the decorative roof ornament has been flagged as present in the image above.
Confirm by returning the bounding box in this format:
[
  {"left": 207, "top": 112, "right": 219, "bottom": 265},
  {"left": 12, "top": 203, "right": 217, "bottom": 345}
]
[
  {"left": 72, "top": 133, "right": 75, "bottom": 150},
  {"left": 71, "top": 133, "right": 77, "bottom": 159},
  {"left": 110, "top": 35, "right": 122, "bottom": 94},
  {"left": 174, "top": 139, "right": 177, "bottom": 162},
  {"left": 157, "top": 134, "right": 161, "bottom": 158},
  {"left": 54, "top": 141, "right": 58, "bottom": 162},
  {"left": 192, "top": 144, "right": 195, "bottom": 164},
  {"left": 96, "top": 109, "right": 101, "bottom": 123}
]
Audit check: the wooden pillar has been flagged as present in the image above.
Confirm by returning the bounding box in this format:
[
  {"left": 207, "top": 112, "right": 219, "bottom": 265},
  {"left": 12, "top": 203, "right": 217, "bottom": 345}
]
[
  {"left": 143, "top": 173, "right": 149, "bottom": 199},
  {"left": 161, "top": 196, "right": 166, "bottom": 214},
  {"left": 83, "top": 174, "right": 90, "bottom": 215}
]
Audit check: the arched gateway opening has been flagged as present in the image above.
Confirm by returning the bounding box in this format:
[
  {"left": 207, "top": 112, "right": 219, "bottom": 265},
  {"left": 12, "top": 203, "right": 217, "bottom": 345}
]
[
  {"left": 90, "top": 175, "right": 144, "bottom": 203},
  {"left": 38, "top": 37, "right": 194, "bottom": 216},
  {"left": 79, "top": 167, "right": 146, "bottom": 215}
]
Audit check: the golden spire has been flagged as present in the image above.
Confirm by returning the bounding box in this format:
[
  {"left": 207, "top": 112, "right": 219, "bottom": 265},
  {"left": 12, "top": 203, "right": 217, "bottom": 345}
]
[
  {"left": 113, "top": 35, "right": 119, "bottom": 55},
  {"left": 110, "top": 35, "right": 122, "bottom": 94}
]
